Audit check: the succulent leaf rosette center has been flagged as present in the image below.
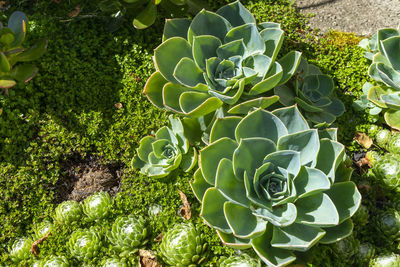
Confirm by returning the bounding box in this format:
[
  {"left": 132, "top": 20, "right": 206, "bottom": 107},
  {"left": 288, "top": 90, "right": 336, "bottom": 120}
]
[{"left": 191, "top": 105, "right": 361, "bottom": 267}]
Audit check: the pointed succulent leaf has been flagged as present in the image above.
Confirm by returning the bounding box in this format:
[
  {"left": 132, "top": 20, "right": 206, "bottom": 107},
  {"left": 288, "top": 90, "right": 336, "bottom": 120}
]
[
  {"left": 274, "top": 84, "right": 296, "bottom": 106},
  {"left": 258, "top": 22, "right": 281, "bottom": 29},
  {"left": 225, "top": 23, "right": 265, "bottom": 56},
  {"left": 10, "top": 63, "right": 37, "bottom": 83},
  {"left": 216, "top": 158, "right": 250, "bottom": 206},
  {"left": 248, "top": 63, "right": 283, "bottom": 95},
  {"left": 216, "top": 1, "right": 256, "bottom": 27},
  {"left": 224, "top": 202, "right": 267, "bottom": 239},
  {"left": 295, "top": 97, "right": 324, "bottom": 112},
  {"left": 228, "top": 96, "right": 279, "bottom": 114},
  {"left": 155, "top": 37, "right": 193, "bottom": 83},
  {"left": 209, "top": 116, "right": 241, "bottom": 143},
  {"left": 370, "top": 62, "right": 400, "bottom": 90},
  {"left": 181, "top": 147, "right": 197, "bottom": 172},
  {"left": 133, "top": 1, "right": 156, "bottom": 29},
  {"left": 191, "top": 168, "right": 212, "bottom": 202},
  {"left": 200, "top": 137, "right": 237, "bottom": 185},
  {"left": 174, "top": 57, "right": 205, "bottom": 87},
  {"left": 294, "top": 167, "right": 331, "bottom": 199},
  {"left": 253, "top": 203, "right": 297, "bottom": 227},
  {"left": 162, "top": 82, "right": 186, "bottom": 113},
  {"left": 13, "top": 39, "right": 48, "bottom": 62},
  {"left": 163, "top": 18, "right": 191, "bottom": 41},
  {"left": 324, "top": 182, "right": 361, "bottom": 223},
  {"left": 260, "top": 28, "right": 284, "bottom": 61},
  {"left": 295, "top": 193, "right": 339, "bottom": 227},
  {"left": 192, "top": 35, "right": 221, "bottom": 70},
  {"left": 277, "top": 129, "right": 319, "bottom": 165},
  {"left": 251, "top": 225, "right": 296, "bottom": 267},
  {"left": 263, "top": 150, "right": 301, "bottom": 177},
  {"left": 188, "top": 10, "right": 231, "bottom": 44},
  {"left": 8, "top": 11, "right": 28, "bottom": 47},
  {"left": 271, "top": 223, "right": 325, "bottom": 252},
  {"left": 0, "top": 52, "right": 11, "bottom": 72},
  {"left": 319, "top": 219, "right": 353, "bottom": 244},
  {"left": 318, "top": 128, "right": 338, "bottom": 141},
  {"left": 143, "top": 72, "right": 168, "bottom": 109},
  {"left": 0, "top": 79, "right": 16, "bottom": 88},
  {"left": 315, "top": 139, "right": 344, "bottom": 183},
  {"left": 235, "top": 109, "right": 288, "bottom": 144},
  {"left": 179, "top": 91, "right": 223, "bottom": 117},
  {"left": 277, "top": 51, "right": 302, "bottom": 85},
  {"left": 200, "top": 188, "right": 231, "bottom": 233},
  {"left": 233, "top": 137, "right": 276, "bottom": 179},
  {"left": 272, "top": 106, "right": 309, "bottom": 134},
  {"left": 385, "top": 109, "right": 400, "bottom": 130},
  {"left": 216, "top": 39, "right": 246, "bottom": 59},
  {"left": 381, "top": 36, "right": 400, "bottom": 71},
  {"left": 217, "top": 230, "right": 252, "bottom": 249}
]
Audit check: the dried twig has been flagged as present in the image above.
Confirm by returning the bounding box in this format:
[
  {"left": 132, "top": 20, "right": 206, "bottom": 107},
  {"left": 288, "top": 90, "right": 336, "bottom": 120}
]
[{"left": 30, "top": 232, "right": 52, "bottom": 256}]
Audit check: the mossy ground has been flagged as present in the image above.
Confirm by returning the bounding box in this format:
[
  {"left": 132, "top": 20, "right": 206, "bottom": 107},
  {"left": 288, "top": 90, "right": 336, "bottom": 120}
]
[{"left": 0, "top": 0, "right": 398, "bottom": 266}]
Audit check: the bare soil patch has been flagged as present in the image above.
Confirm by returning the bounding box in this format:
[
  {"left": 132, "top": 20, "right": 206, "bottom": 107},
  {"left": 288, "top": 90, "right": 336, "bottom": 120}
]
[
  {"left": 54, "top": 154, "right": 123, "bottom": 203},
  {"left": 296, "top": 0, "right": 400, "bottom": 35}
]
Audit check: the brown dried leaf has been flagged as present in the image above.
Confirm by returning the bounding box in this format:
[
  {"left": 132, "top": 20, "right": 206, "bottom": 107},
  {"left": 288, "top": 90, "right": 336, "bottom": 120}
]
[
  {"left": 354, "top": 131, "right": 373, "bottom": 149},
  {"left": 68, "top": 4, "right": 81, "bottom": 17},
  {"left": 0, "top": 1, "right": 6, "bottom": 8},
  {"left": 139, "top": 249, "right": 162, "bottom": 267},
  {"left": 30, "top": 232, "right": 52, "bottom": 256},
  {"left": 178, "top": 189, "right": 191, "bottom": 220},
  {"left": 114, "top": 102, "right": 123, "bottom": 109},
  {"left": 153, "top": 233, "right": 163, "bottom": 242},
  {"left": 355, "top": 158, "right": 370, "bottom": 168}
]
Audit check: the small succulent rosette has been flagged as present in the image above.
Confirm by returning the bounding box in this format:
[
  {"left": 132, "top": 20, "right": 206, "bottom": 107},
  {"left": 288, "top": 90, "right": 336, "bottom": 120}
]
[
  {"left": 107, "top": 215, "right": 148, "bottom": 256},
  {"left": 53, "top": 200, "right": 82, "bottom": 224},
  {"left": 82, "top": 191, "right": 113, "bottom": 222},
  {"left": 8, "top": 236, "right": 33, "bottom": 263},
  {"left": 35, "top": 255, "right": 69, "bottom": 267},
  {"left": 132, "top": 115, "right": 197, "bottom": 178},
  {"left": 358, "top": 27, "right": 400, "bottom": 130},
  {"left": 159, "top": 222, "right": 207, "bottom": 266},
  {"left": 191, "top": 106, "right": 361, "bottom": 267},
  {"left": 0, "top": 11, "right": 47, "bottom": 89},
  {"left": 144, "top": 1, "right": 301, "bottom": 118},
  {"left": 32, "top": 219, "right": 54, "bottom": 240},
  {"left": 67, "top": 226, "right": 103, "bottom": 261},
  {"left": 219, "top": 253, "right": 261, "bottom": 267},
  {"left": 275, "top": 58, "right": 345, "bottom": 126}
]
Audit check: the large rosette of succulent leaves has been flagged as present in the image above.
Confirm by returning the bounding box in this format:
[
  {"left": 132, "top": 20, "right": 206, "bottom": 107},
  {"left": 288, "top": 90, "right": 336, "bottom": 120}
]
[
  {"left": 190, "top": 106, "right": 361, "bottom": 267},
  {"left": 144, "top": 1, "right": 301, "bottom": 119},
  {"left": 357, "top": 27, "right": 400, "bottom": 130},
  {"left": 0, "top": 11, "right": 47, "bottom": 89},
  {"left": 275, "top": 58, "right": 345, "bottom": 126},
  {"left": 132, "top": 115, "right": 197, "bottom": 178}
]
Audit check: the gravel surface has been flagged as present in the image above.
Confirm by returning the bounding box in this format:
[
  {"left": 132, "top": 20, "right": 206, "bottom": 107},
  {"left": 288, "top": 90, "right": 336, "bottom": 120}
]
[{"left": 296, "top": 0, "right": 400, "bottom": 35}]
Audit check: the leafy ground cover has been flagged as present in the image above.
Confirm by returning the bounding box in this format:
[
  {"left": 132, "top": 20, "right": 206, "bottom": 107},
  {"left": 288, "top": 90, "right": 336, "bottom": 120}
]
[{"left": 0, "top": 0, "right": 398, "bottom": 266}]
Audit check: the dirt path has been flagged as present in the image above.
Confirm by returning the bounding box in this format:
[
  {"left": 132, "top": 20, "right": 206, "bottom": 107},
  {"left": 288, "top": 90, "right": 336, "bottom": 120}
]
[{"left": 296, "top": 0, "right": 400, "bottom": 35}]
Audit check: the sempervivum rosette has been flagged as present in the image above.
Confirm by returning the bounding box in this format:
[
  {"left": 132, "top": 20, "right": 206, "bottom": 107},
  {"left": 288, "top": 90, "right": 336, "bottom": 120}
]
[
  {"left": 144, "top": 1, "right": 301, "bottom": 118},
  {"left": 191, "top": 106, "right": 361, "bottom": 267}
]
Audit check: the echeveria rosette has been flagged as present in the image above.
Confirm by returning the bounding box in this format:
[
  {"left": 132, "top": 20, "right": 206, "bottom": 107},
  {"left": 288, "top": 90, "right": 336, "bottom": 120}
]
[
  {"left": 144, "top": 1, "right": 301, "bottom": 118},
  {"left": 67, "top": 226, "right": 103, "bottom": 261},
  {"left": 132, "top": 115, "right": 197, "bottom": 178},
  {"left": 190, "top": 106, "right": 361, "bottom": 267},
  {"left": 275, "top": 58, "right": 345, "bottom": 127},
  {"left": 82, "top": 191, "right": 113, "bottom": 222},
  {"left": 0, "top": 11, "right": 47, "bottom": 89},
  {"left": 107, "top": 215, "right": 148, "bottom": 256},
  {"left": 358, "top": 27, "right": 400, "bottom": 130}
]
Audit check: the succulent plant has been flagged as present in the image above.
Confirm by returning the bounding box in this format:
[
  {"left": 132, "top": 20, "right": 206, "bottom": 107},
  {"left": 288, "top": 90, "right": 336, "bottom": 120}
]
[
  {"left": 376, "top": 129, "right": 392, "bottom": 149},
  {"left": 365, "top": 151, "right": 381, "bottom": 167},
  {"left": 159, "top": 222, "right": 207, "bottom": 266},
  {"left": 219, "top": 254, "right": 261, "bottom": 267},
  {"left": 32, "top": 219, "right": 54, "bottom": 240},
  {"left": 372, "top": 153, "right": 400, "bottom": 192},
  {"left": 358, "top": 28, "right": 400, "bottom": 130},
  {"left": 352, "top": 204, "right": 369, "bottom": 226},
  {"left": 98, "top": 0, "right": 207, "bottom": 31},
  {"left": 54, "top": 200, "right": 82, "bottom": 224},
  {"left": 0, "top": 11, "right": 47, "bottom": 90},
  {"left": 144, "top": 1, "right": 301, "bottom": 120},
  {"left": 331, "top": 234, "right": 359, "bottom": 263},
  {"left": 82, "top": 191, "right": 113, "bottom": 221},
  {"left": 67, "top": 226, "right": 103, "bottom": 261},
  {"left": 355, "top": 243, "right": 375, "bottom": 265},
  {"left": 371, "top": 254, "right": 400, "bottom": 267},
  {"left": 132, "top": 115, "right": 197, "bottom": 178},
  {"left": 9, "top": 236, "right": 33, "bottom": 262},
  {"left": 388, "top": 131, "right": 400, "bottom": 154},
  {"left": 107, "top": 215, "right": 148, "bottom": 255},
  {"left": 375, "top": 209, "right": 400, "bottom": 241},
  {"left": 275, "top": 58, "right": 345, "bottom": 126},
  {"left": 190, "top": 106, "right": 361, "bottom": 267},
  {"left": 36, "top": 255, "right": 69, "bottom": 267},
  {"left": 101, "top": 257, "right": 130, "bottom": 267}
]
